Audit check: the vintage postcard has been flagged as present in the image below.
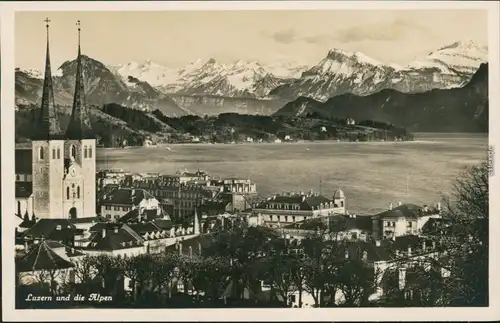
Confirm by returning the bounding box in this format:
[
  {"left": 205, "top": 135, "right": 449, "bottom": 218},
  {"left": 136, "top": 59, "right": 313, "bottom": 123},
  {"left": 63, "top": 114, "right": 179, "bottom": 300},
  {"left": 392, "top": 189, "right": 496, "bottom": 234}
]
[{"left": 1, "top": 0, "right": 499, "bottom": 321}]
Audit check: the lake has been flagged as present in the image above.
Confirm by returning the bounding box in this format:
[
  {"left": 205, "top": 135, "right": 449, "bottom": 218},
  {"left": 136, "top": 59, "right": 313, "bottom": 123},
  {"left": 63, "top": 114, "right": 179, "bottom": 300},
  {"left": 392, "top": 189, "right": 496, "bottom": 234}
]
[{"left": 96, "top": 133, "right": 488, "bottom": 214}]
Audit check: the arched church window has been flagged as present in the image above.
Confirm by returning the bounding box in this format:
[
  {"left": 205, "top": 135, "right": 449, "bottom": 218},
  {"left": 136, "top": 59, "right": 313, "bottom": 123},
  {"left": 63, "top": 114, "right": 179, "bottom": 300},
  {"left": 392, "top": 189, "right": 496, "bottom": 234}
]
[
  {"left": 341, "top": 201, "right": 344, "bottom": 207},
  {"left": 57, "top": 148, "right": 61, "bottom": 159},
  {"left": 84, "top": 146, "right": 88, "bottom": 158},
  {"left": 70, "top": 145, "right": 77, "bottom": 160},
  {"left": 52, "top": 148, "right": 56, "bottom": 159},
  {"left": 66, "top": 187, "right": 70, "bottom": 200},
  {"left": 77, "top": 186, "right": 81, "bottom": 199},
  {"left": 39, "top": 147, "right": 44, "bottom": 160}
]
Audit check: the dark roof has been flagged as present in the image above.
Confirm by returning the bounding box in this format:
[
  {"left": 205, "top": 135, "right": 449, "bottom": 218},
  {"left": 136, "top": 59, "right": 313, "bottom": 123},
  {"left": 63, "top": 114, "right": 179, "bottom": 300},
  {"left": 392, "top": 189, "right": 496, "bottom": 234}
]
[
  {"left": 100, "top": 188, "right": 156, "bottom": 206},
  {"left": 16, "top": 239, "right": 75, "bottom": 272},
  {"left": 284, "top": 215, "right": 373, "bottom": 233},
  {"left": 117, "top": 208, "right": 161, "bottom": 224},
  {"left": 23, "top": 219, "right": 77, "bottom": 241},
  {"left": 152, "top": 218, "right": 173, "bottom": 230},
  {"left": 86, "top": 224, "right": 144, "bottom": 251},
  {"left": 373, "top": 203, "right": 427, "bottom": 219},
  {"left": 68, "top": 216, "right": 109, "bottom": 224},
  {"left": 127, "top": 222, "right": 162, "bottom": 235},
  {"left": 164, "top": 234, "right": 213, "bottom": 256},
  {"left": 15, "top": 149, "right": 32, "bottom": 175},
  {"left": 15, "top": 182, "right": 33, "bottom": 198},
  {"left": 255, "top": 194, "right": 334, "bottom": 211}
]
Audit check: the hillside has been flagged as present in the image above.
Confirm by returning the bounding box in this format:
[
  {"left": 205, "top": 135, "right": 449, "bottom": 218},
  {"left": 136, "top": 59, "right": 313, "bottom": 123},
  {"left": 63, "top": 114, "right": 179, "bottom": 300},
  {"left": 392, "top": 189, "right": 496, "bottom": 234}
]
[
  {"left": 15, "top": 56, "right": 191, "bottom": 117},
  {"left": 152, "top": 111, "right": 413, "bottom": 143},
  {"left": 274, "top": 63, "right": 488, "bottom": 133}
]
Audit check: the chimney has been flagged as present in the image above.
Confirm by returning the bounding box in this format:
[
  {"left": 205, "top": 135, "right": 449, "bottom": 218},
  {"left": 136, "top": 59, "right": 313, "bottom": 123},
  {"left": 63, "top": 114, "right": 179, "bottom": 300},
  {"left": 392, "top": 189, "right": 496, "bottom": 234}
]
[
  {"left": 407, "top": 247, "right": 412, "bottom": 257},
  {"left": 423, "top": 205, "right": 428, "bottom": 212},
  {"left": 398, "top": 268, "right": 406, "bottom": 290},
  {"left": 389, "top": 203, "right": 393, "bottom": 210},
  {"left": 102, "top": 228, "right": 106, "bottom": 238}
]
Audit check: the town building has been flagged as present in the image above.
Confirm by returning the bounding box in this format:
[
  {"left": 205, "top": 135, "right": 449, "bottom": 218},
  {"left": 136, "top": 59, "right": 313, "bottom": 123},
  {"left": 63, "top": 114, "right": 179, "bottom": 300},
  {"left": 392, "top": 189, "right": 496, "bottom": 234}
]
[
  {"left": 371, "top": 202, "right": 441, "bottom": 240},
  {"left": 251, "top": 189, "right": 346, "bottom": 227},
  {"left": 99, "top": 188, "right": 160, "bottom": 220}
]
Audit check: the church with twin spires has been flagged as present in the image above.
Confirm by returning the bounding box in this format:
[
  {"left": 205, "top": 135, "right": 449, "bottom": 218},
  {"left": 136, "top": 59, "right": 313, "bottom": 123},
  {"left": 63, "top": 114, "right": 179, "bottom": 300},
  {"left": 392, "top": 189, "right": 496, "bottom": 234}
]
[{"left": 16, "top": 19, "right": 96, "bottom": 220}]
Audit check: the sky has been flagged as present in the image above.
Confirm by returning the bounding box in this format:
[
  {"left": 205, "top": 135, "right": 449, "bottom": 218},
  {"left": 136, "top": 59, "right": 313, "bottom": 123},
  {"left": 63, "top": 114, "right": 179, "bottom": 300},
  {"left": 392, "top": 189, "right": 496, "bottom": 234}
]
[{"left": 15, "top": 10, "right": 488, "bottom": 71}]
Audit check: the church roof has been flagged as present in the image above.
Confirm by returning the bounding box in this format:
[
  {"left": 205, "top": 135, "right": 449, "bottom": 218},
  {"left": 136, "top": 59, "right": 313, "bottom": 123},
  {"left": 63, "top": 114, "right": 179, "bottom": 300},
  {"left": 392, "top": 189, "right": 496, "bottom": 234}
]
[
  {"left": 65, "top": 21, "right": 94, "bottom": 140},
  {"left": 32, "top": 19, "right": 63, "bottom": 141},
  {"left": 16, "top": 239, "right": 74, "bottom": 272},
  {"left": 15, "top": 149, "right": 32, "bottom": 175}
]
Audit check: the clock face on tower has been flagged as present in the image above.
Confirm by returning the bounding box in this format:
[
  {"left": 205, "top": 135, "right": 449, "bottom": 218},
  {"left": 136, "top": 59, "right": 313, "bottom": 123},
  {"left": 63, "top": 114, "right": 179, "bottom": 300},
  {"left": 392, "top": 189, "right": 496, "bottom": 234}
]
[{"left": 69, "top": 167, "right": 77, "bottom": 177}]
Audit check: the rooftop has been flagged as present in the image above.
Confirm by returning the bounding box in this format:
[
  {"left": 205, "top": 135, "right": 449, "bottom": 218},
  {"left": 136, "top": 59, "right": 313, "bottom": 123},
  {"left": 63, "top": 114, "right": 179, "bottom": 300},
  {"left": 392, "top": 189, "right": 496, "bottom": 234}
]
[
  {"left": 372, "top": 203, "right": 438, "bottom": 219},
  {"left": 100, "top": 188, "right": 156, "bottom": 206},
  {"left": 16, "top": 239, "right": 75, "bottom": 272}
]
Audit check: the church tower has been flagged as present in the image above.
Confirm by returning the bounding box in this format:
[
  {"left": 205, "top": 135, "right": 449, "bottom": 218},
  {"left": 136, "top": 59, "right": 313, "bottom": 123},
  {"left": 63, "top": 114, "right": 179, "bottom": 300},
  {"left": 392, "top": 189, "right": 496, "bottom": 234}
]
[
  {"left": 62, "top": 20, "right": 96, "bottom": 219},
  {"left": 31, "top": 18, "right": 66, "bottom": 219}
]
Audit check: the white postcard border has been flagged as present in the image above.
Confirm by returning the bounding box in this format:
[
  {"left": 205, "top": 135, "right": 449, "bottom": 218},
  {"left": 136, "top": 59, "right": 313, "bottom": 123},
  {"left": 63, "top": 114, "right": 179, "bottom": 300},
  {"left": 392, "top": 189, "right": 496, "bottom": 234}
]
[{"left": 2, "top": 1, "right": 499, "bottom": 321}]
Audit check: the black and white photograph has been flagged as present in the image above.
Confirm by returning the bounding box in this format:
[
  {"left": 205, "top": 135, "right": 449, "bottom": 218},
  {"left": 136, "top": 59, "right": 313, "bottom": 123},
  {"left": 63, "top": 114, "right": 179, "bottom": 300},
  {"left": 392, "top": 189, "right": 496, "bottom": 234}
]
[{"left": 1, "top": 1, "right": 499, "bottom": 321}]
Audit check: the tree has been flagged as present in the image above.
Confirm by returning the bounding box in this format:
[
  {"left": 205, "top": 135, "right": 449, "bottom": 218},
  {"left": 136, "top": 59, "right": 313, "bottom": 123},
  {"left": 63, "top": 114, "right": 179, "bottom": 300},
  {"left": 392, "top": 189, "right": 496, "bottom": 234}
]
[
  {"left": 398, "top": 163, "right": 489, "bottom": 307},
  {"left": 72, "top": 255, "right": 99, "bottom": 295},
  {"left": 437, "top": 162, "right": 488, "bottom": 306}
]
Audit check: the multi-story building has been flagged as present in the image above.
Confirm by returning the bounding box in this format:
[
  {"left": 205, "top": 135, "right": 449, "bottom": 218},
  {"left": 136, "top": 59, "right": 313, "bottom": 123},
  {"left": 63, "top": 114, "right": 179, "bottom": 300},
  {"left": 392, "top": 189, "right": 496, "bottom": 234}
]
[
  {"left": 371, "top": 202, "right": 442, "bottom": 240},
  {"left": 99, "top": 188, "right": 160, "bottom": 220},
  {"left": 251, "top": 189, "right": 347, "bottom": 227}
]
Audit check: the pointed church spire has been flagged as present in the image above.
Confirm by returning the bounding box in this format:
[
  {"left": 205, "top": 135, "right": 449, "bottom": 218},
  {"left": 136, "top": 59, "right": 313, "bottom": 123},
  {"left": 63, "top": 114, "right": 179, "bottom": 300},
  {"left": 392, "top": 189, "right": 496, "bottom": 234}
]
[
  {"left": 36, "top": 17, "right": 62, "bottom": 140},
  {"left": 66, "top": 20, "right": 94, "bottom": 140}
]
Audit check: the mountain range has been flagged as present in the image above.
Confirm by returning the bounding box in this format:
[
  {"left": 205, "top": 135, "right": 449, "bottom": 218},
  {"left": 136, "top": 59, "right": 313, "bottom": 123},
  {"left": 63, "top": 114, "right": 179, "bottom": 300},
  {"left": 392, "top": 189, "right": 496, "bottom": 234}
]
[
  {"left": 15, "top": 39, "right": 488, "bottom": 131},
  {"left": 270, "top": 40, "right": 488, "bottom": 102},
  {"left": 274, "top": 63, "right": 488, "bottom": 133}
]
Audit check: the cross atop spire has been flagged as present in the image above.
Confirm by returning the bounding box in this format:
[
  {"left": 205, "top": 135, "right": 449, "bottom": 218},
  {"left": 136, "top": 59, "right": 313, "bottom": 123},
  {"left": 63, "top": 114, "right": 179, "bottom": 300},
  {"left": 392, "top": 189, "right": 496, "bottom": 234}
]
[
  {"left": 65, "top": 19, "right": 94, "bottom": 140},
  {"left": 34, "top": 17, "right": 62, "bottom": 141}
]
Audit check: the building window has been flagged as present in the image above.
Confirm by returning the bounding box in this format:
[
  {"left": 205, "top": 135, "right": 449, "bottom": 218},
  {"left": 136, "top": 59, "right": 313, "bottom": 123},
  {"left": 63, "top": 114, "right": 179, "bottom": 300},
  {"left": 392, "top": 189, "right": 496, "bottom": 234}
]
[
  {"left": 341, "top": 201, "right": 344, "bottom": 207},
  {"left": 70, "top": 145, "right": 77, "bottom": 160},
  {"left": 66, "top": 187, "right": 70, "bottom": 200},
  {"left": 16, "top": 175, "right": 20, "bottom": 181},
  {"left": 106, "top": 214, "right": 111, "bottom": 219},
  {"left": 77, "top": 186, "right": 81, "bottom": 199},
  {"left": 84, "top": 146, "right": 88, "bottom": 158},
  {"left": 89, "top": 146, "right": 93, "bottom": 158},
  {"left": 105, "top": 206, "right": 111, "bottom": 210},
  {"left": 52, "top": 148, "right": 56, "bottom": 159},
  {"left": 38, "top": 147, "right": 44, "bottom": 160},
  {"left": 114, "top": 206, "right": 120, "bottom": 211},
  {"left": 57, "top": 148, "right": 61, "bottom": 159}
]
